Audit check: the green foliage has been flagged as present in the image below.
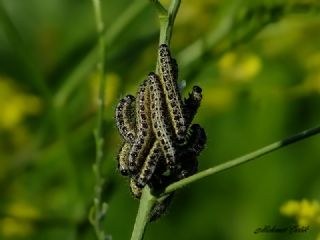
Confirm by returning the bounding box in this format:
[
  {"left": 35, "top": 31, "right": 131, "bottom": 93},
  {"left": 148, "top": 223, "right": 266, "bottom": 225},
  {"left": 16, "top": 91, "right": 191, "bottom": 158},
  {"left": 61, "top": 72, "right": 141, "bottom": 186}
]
[{"left": 0, "top": 0, "right": 320, "bottom": 240}]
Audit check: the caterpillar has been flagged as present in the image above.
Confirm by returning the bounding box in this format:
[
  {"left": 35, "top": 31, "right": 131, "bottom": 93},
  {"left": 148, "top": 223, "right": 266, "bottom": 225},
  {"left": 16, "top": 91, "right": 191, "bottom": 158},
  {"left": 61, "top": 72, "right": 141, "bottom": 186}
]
[
  {"left": 115, "top": 94, "right": 136, "bottom": 144},
  {"left": 128, "top": 79, "right": 153, "bottom": 174},
  {"left": 158, "top": 44, "right": 186, "bottom": 142},
  {"left": 148, "top": 72, "right": 176, "bottom": 170}
]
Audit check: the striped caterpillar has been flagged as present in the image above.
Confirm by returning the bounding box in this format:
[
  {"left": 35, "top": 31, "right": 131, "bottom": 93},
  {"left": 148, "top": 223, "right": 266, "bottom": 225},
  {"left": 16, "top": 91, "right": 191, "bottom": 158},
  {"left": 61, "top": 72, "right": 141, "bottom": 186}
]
[
  {"left": 128, "top": 79, "right": 154, "bottom": 174},
  {"left": 158, "top": 44, "right": 187, "bottom": 143}
]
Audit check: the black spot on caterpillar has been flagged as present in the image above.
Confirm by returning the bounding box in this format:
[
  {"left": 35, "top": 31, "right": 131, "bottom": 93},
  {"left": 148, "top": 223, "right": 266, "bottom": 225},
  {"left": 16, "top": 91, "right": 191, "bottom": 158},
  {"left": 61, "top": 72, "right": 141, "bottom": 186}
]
[
  {"left": 159, "top": 44, "right": 186, "bottom": 142},
  {"left": 184, "top": 86, "right": 202, "bottom": 126},
  {"left": 148, "top": 72, "right": 176, "bottom": 170},
  {"left": 128, "top": 79, "right": 153, "bottom": 174},
  {"left": 115, "top": 94, "right": 136, "bottom": 144}
]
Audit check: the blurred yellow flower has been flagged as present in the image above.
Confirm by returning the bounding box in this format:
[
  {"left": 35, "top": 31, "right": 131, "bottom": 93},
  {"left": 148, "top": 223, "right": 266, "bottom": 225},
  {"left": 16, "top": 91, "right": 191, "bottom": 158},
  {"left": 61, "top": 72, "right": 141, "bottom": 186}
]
[
  {"left": 280, "top": 200, "right": 300, "bottom": 216},
  {"left": 0, "top": 201, "right": 39, "bottom": 237},
  {"left": 202, "top": 87, "right": 234, "bottom": 111},
  {"left": 281, "top": 199, "right": 320, "bottom": 227},
  {"left": 218, "top": 52, "right": 262, "bottom": 82},
  {"left": 0, "top": 218, "right": 34, "bottom": 237},
  {"left": 7, "top": 202, "right": 41, "bottom": 220},
  {"left": 304, "top": 73, "right": 320, "bottom": 93},
  {"left": 0, "top": 77, "right": 42, "bottom": 130},
  {"left": 304, "top": 52, "right": 320, "bottom": 71},
  {"left": 300, "top": 199, "right": 320, "bottom": 219}
]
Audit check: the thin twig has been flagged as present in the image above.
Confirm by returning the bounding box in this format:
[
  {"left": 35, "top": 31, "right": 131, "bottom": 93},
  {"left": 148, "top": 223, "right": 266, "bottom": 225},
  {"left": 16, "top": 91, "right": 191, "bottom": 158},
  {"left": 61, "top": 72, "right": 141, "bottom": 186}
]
[
  {"left": 158, "top": 0, "right": 181, "bottom": 45},
  {"left": 90, "top": 0, "right": 109, "bottom": 239},
  {"left": 164, "top": 125, "right": 320, "bottom": 195}
]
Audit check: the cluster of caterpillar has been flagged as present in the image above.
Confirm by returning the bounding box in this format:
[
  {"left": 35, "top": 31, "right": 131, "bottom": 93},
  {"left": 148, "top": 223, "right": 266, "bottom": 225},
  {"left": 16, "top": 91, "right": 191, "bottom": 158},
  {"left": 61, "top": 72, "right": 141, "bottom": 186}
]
[{"left": 115, "top": 44, "right": 206, "bottom": 221}]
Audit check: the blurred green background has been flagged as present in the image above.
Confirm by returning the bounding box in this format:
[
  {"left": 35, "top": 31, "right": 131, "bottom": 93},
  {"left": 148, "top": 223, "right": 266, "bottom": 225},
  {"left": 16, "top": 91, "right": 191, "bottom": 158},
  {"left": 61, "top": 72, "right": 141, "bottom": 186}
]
[{"left": 0, "top": 0, "right": 320, "bottom": 239}]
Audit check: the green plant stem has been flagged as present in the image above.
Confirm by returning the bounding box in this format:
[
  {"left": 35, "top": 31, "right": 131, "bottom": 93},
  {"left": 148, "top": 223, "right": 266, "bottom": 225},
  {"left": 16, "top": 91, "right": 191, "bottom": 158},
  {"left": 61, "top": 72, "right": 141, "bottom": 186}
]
[
  {"left": 158, "top": 0, "right": 181, "bottom": 45},
  {"left": 130, "top": 186, "right": 157, "bottom": 240},
  {"left": 164, "top": 125, "right": 320, "bottom": 195},
  {"left": 91, "top": 0, "right": 108, "bottom": 239}
]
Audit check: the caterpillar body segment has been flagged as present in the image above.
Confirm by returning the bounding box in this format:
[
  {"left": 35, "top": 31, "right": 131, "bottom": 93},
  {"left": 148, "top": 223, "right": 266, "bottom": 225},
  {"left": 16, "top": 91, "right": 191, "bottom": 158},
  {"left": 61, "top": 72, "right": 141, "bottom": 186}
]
[
  {"left": 175, "top": 124, "right": 206, "bottom": 179},
  {"left": 135, "top": 140, "right": 163, "bottom": 188},
  {"left": 186, "top": 124, "right": 207, "bottom": 155},
  {"left": 117, "top": 142, "right": 131, "bottom": 176},
  {"left": 176, "top": 154, "right": 198, "bottom": 180},
  {"left": 115, "top": 94, "right": 136, "bottom": 144},
  {"left": 130, "top": 178, "right": 142, "bottom": 199},
  {"left": 149, "top": 193, "right": 174, "bottom": 222},
  {"left": 170, "top": 57, "right": 178, "bottom": 81}
]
